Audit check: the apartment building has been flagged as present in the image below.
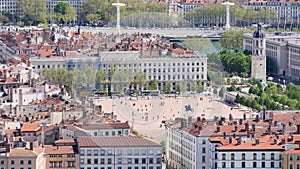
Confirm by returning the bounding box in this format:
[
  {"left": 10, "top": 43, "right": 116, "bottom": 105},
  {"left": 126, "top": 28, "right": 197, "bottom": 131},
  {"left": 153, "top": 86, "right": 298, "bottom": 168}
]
[
  {"left": 283, "top": 144, "right": 300, "bottom": 169},
  {"left": 44, "top": 144, "right": 79, "bottom": 169},
  {"left": 245, "top": 0, "right": 299, "bottom": 24},
  {"left": 77, "top": 136, "right": 162, "bottom": 169}
]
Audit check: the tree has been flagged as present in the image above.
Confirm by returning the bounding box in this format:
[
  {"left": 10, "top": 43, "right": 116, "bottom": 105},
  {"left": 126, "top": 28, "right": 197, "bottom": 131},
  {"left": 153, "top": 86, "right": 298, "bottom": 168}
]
[
  {"left": 219, "top": 87, "right": 225, "bottom": 98},
  {"left": 197, "top": 81, "right": 202, "bottom": 93},
  {"left": 54, "top": 2, "right": 76, "bottom": 24},
  {"left": 16, "top": 0, "right": 47, "bottom": 25},
  {"left": 182, "top": 38, "right": 213, "bottom": 53},
  {"left": 219, "top": 29, "right": 252, "bottom": 51},
  {"left": 148, "top": 79, "right": 158, "bottom": 91}
]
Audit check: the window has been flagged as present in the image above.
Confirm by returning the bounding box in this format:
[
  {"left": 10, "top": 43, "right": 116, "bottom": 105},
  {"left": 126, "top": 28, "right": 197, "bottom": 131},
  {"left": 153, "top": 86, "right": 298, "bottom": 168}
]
[
  {"left": 271, "top": 162, "right": 274, "bottom": 168},
  {"left": 253, "top": 162, "right": 257, "bottom": 168},
  {"left": 242, "top": 153, "right": 245, "bottom": 160},
  {"left": 202, "top": 147, "right": 206, "bottom": 153},
  {"left": 231, "top": 153, "right": 235, "bottom": 160},
  {"left": 290, "top": 164, "right": 294, "bottom": 169},
  {"left": 100, "top": 150, "right": 105, "bottom": 156},
  {"left": 290, "top": 155, "right": 294, "bottom": 161},
  {"left": 128, "top": 158, "right": 132, "bottom": 164},
  {"left": 87, "top": 159, "right": 91, "bottom": 164},
  {"left": 222, "top": 153, "right": 226, "bottom": 160},
  {"left": 142, "top": 158, "right": 146, "bottom": 164},
  {"left": 80, "top": 159, "right": 84, "bottom": 164},
  {"left": 202, "top": 156, "right": 205, "bottom": 162},
  {"left": 118, "top": 158, "right": 122, "bottom": 164},
  {"left": 262, "top": 153, "right": 265, "bottom": 160},
  {"left": 297, "top": 155, "right": 300, "bottom": 160},
  {"left": 242, "top": 162, "right": 245, "bottom": 168},
  {"left": 87, "top": 150, "right": 92, "bottom": 156},
  {"left": 253, "top": 153, "right": 257, "bottom": 160},
  {"left": 127, "top": 150, "right": 132, "bottom": 155},
  {"left": 11, "top": 160, "right": 14, "bottom": 165},
  {"left": 20, "top": 160, "right": 24, "bottom": 165},
  {"left": 94, "top": 150, "right": 98, "bottom": 156},
  {"left": 134, "top": 150, "right": 139, "bottom": 155},
  {"left": 94, "top": 159, "right": 98, "bottom": 164},
  {"left": 28, "top": 160, "right": 31, "bottom": 165},
  {"left": 157, "top": 158, "right": 161, "bottom": 164},
  {"left": 222, "top": 162, "right": 226, "bottom": 168},
  {"left": 297, "top": 164, "right": 300, "bottom": 169},
  {"left": 231, "top": 162, "right": 235, "bottom": 168},
  {"left": 134, "top": 158, "right": 139, "bottom": 164},
  {"left": 107, "top": 158, "right": 112, "bottom": 164},
  {"left": 149, "top": 158, "right": 153, "bottom": 164},
  {"left": 100, "top": 158, "right": 105, "bottom": 164},
  {"left": 202, "top": 140, "right": 206, "bottom": 144},
  {"left": 262, "top": 162, "right": 265, "bottom": 168},
  {"left": 271, "top": 153, "right": 275, "bottom": 160}
]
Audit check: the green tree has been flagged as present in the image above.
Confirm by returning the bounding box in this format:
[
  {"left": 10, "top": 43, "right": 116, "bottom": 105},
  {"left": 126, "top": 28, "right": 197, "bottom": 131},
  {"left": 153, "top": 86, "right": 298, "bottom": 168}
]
[
  {"left": 148, "top": 79, "right": 158, "bottom": 91},
  {"left": 182, "top": 38, "right": 213, "bottom": 53},
  {"left": 54, "top": 2, "right": 76, "bottom": 24},
  {"left": 219, "top": 29, "right": 252, "bottom": 51},
  {"left": 196, "top": 80, "right": 202, "bottom": 93},
  {"left": 219, "top": 87, "right": 225, "bottom": 98},
  {"left": 16, "top": 0, "right": 47, "bottom": 25}
]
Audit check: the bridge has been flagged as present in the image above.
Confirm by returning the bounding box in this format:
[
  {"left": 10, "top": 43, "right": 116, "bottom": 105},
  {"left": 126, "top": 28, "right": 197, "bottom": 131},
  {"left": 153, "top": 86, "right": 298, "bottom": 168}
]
[{"left": 74, "top": 27, "right": 224, "bottom": 39}]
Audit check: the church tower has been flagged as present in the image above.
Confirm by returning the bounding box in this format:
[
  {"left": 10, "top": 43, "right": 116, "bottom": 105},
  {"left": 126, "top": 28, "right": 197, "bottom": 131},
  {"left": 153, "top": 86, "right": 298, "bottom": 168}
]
[{"left": 251, "top": 24, "right": 266, "bottom": 82}]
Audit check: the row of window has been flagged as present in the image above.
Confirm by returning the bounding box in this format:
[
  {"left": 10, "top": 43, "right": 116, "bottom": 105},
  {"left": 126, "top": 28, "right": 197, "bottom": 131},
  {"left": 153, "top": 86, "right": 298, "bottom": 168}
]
[
  {"left": 80, "top": 149, "right": 161, "bottom": 156},
  {"left": 221, "top": 153, "right": 278, "bottom": 160},
  {"left": 81, "top": 166, "right": 161, "bottom": 169},
  {"left": 221, "top": 161, "right": 280, "bottom": 168},
  {"left": 102, "top": 62, "right": 204, "bottom": 68},
  {"left": 93, "top": 130, "right": 129, "bottom": 136},
  {"left": 80, "top": 157, "right": 161, "bottom": 165},
  {"left": 9, "top": 160, "right": 32, "bottom": 165}
]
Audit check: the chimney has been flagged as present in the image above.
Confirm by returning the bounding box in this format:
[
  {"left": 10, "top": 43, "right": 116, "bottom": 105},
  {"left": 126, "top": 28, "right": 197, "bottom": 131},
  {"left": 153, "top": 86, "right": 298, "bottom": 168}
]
[
  {"left": 252, "top": 123, "right": 256, "bottom": 133},
  {"left": 198, "top": 125, "right": 202, "bottom": 134},
  {"left": 237, "top": 137, "right": 241, "bottom": 145},
  {"left": 229, "top": 136, "right": 232, "bottom": 144},
  {"left": 282, "top": 138, "right": 286, "bottom": 145},
  {"left": 216, "top": 126, "right": 220, "bottom": 132},
  {"left": 239, "top": 119, "right": 243, "bottom": 125},
  {"left": 245, "top": 122, "right": 249, "bottom": 131},
  {"left": 234, "top": 125, "right": 238, "bottom": 132},
  {"left": 274, "top": 139, "right": 277, "bottom": 145},
  {"left": 255, "top": 139, "right": 260, "bottom": 145},
  {"left": 41, "top": 121, "right": 46, "bottom": 146},
  {"left": 223, "top": 132, "right": 226, "bottom": 139},
  {"left": 282, "top": 123, "right": 286, "bottom": 134},
  {"left": 274, "top": 121, "right": 278, "bottom": 127}
]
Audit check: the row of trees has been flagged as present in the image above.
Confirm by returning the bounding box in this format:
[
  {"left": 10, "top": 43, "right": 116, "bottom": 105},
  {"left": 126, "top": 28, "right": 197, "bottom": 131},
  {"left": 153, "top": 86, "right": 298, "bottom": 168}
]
[
  {"left": 0, "top": 0, "right": 168, "bottom": 26},
  {"left": 42, "top": 66, "right": 203, "bottom": 96},
  {"left": 185, "top": 3, "right": 277, "bottom": 27}
]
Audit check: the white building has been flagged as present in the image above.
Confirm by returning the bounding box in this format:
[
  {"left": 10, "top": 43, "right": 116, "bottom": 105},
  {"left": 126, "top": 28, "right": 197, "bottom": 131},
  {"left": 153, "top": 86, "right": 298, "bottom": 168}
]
[
  {"left": 60, "top": 125, "right": 89, "bottom": 139},
  {"left": 77, "top": 136, "right": 162, "bottom": 169},
  {"left": 212, "top": 137, "right": 284, "bottom": 169},
  {"left": 100, "top": 51, "right": 207, "bottom": 92},
  {"left": 166, "top": 118, "right": 212, "bottom": 169}
]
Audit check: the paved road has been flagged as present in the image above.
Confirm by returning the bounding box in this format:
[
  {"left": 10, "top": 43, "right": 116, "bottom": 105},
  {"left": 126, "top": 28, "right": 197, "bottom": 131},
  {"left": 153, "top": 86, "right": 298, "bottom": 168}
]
[{"left": 95, "top": 95, "right": 247, "bottom": 143}]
